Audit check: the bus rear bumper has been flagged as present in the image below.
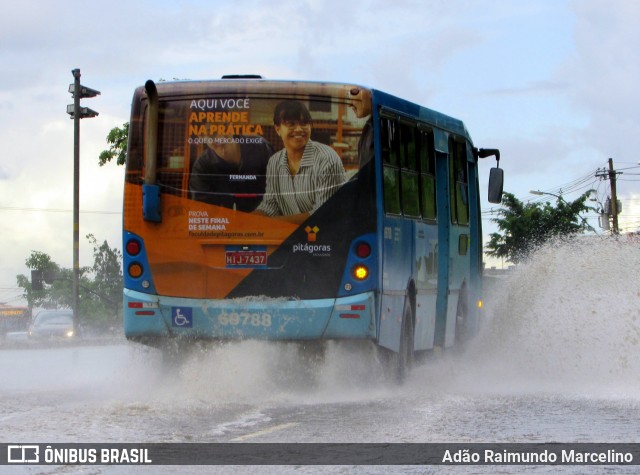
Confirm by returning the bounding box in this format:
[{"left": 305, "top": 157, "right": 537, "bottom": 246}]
[{"left": 123, "top": 289, "right": 377, "bottom": 342}]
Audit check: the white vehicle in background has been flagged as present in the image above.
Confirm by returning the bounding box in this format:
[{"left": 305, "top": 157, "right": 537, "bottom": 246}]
[{"left": 28, "top": 310, "right": 75, "bottom": 340}]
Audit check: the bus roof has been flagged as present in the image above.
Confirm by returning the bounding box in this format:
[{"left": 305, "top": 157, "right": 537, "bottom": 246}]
[
  {"left": 133, "top": 78, "right": 371, "bottom": 103},
  {"left": 371, "top": 88, "right": 471, "bottom": 141},
  {"left": 133, "top": 78, "right": 471, "bottom": 141}
]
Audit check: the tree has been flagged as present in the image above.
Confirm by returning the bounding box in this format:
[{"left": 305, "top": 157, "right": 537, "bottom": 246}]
[
  {"left": 85, "top": 233, "right": 123, "bottom": 321},
  {"left": 17, "top": 251, "right": 63, "bottom": 309},
  {"left": 98, "top": 122, "right": 128, "bottom": 166},
  {"left": 17, "top": 251, "right": 90, "bottom": 310},
  {"left": 16, "top": 236, "right": 123, "bottom": 330},
  {"left": 485, "top": 191, "right": 594, "bottom": 264}
]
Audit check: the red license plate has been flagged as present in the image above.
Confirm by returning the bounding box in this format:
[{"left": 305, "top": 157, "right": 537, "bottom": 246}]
[{"left": 225, "top": 251, "right": 267, "bottom": 267}]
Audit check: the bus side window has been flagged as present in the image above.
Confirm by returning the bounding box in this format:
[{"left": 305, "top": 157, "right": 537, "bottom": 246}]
[
  {"left": 419, "top": 129, "right": 436, "bottom": 221},
  {"left": 400, "top": 122, "right": 420, "bottom": 218},
  {"left": 449, "top": 138, "right": 469, "bottom": 226},
  {"left": 381, "top": 118, "right": 401, "bottom": 215},
  {"left": 381, "top": 118, "right": 398, "bottom": 166}
]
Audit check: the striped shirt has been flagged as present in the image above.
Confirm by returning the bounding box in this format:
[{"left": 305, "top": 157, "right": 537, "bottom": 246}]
[{"left": 256, "top": 140, "right": 346, "bottom": 216}]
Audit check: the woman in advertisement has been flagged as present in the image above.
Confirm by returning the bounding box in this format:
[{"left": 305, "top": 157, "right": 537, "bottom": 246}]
[{"left": 254, "top": 100, "right": 346, "bottom": 224}]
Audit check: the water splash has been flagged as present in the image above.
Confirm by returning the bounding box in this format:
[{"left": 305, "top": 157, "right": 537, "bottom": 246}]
[
  {"left": 416, "top": 236, "right": 640, "bottom": 397},
  {"left": 167, "top": 339, "right": 394, "bottom": 405},
  {"left": 19, "top": 236, "right": 633, "bottom": 406}
]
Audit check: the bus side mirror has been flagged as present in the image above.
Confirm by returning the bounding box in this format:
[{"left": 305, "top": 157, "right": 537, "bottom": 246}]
[{"left": 488, "top": 167, "right": 504, "bottom": 204}]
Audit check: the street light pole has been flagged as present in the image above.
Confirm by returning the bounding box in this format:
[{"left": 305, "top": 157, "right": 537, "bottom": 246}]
[
  {"left": 72, "top": 69, "right": 81, "bottom": 337},
  {"left": 67, "top": 68, "right": 99, "bottom": 335},
  {"left": 530, "top": 189, "right": 561, "bottom": 199}
]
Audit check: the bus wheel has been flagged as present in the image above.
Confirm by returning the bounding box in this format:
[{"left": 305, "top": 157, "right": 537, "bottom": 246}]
[
  {"left": 379, "top": 301, "right": 414, "bottom": 383},
  {"left": 455, "top": 287, "right": 470, "bottom": 345},
  {"left": 396, "top": 301, "right": 415, "bottom": 382}
]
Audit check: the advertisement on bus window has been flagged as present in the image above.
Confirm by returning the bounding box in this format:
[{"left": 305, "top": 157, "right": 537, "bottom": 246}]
[{"left": 124, "top": 88, "right": 375, "bottom": 299}]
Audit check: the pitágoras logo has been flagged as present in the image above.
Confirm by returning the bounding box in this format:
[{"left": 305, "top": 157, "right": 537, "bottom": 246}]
[
  {"left": 294, "top": 226, "right": 331, "bottom": 256},
  {"left": 305, "top": 225, "right": 319, "bottom": 242}
]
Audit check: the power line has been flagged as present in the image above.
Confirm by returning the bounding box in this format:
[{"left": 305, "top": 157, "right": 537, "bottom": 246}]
[{"left": 529, "top": 170, "right": 596, "bottom": 199}]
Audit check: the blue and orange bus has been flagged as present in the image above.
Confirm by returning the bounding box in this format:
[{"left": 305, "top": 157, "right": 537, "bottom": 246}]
[{"left": 123, "top": 77, "right": 503, "bottom": 378}]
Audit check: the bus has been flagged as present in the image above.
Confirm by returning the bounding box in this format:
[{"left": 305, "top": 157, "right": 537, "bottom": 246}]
[
  {"left": 0, "top": 305, "right": 31, "bottom": 338},
  {"left": 123, "top": 76, "right": 503, "bottom": 378}
]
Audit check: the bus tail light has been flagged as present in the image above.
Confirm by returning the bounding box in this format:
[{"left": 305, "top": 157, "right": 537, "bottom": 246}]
[
  {"left": 355, "top": 242, "right": 371, "bottom": 258},
  {"left": 128, "top": 263, "right": 143, "bottom": 278},
  {"left": 126, "top": 238, "right": 142, "bottom": 256},
  {"left": 352, "top": 264, "right": 369, "bottom": 280}
]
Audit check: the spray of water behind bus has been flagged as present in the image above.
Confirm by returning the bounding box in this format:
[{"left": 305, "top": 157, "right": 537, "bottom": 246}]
[{"left": 405, "top": 234, "right": 640, "bottom": 398}]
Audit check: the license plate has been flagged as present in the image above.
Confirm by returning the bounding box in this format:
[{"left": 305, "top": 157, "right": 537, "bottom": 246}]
[{"left": 225, "top": 248, "right": 267, "bottom": 267}]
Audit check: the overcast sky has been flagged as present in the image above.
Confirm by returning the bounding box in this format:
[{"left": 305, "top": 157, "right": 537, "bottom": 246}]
[{"left": 1, "top": 0, "right": 639, "bottom": 306}]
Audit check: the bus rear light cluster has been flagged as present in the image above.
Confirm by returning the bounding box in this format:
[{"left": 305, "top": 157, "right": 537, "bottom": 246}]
[
  {"left": 344, "top": 240, "right": 372, "bottom": 290},
  {"left": 126, "top": 237, "right": 150, "bottom": 287}
]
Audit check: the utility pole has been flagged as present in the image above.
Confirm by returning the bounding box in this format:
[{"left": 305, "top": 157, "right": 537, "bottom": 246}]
[
  {"left": 608, "top": 158, "right": 619, "bottom": 234},
  {"left": 67, "top": 69, "right": 100, "bottom": 335},
  {"left": 595, "top": 158, "right": 622, "bottom": 235}
]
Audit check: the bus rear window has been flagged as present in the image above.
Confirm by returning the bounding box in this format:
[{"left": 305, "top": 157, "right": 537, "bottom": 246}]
[{"left": 127, "top": 94, "right": 370, "bottom": 214}]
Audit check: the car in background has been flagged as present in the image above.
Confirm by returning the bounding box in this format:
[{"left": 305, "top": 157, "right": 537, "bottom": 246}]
[{"left": 28, "top": 310, "right": 75, "bottom": 340}]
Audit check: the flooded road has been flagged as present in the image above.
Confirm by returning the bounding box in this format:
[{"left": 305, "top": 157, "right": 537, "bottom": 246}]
[{"left": 1, "top": 238, "right": 639, "bottom": 474}]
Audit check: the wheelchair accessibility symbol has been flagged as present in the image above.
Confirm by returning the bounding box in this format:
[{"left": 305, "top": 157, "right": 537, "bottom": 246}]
[{"left": 171, "top": 307, "right": 193, "bottom": 327}]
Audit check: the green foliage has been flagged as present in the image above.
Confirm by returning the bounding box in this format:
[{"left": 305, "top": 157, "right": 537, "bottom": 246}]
[
  {"left": 98, "top": 122, "right": 128, "bottom": 166},
  {"left": 16, "top": 236, "right": 123, "bottom": 330},
  {"left": 485, "top": 191, "right": 594, "bottom": 264},
  {"left": 19, "top": 252, "right": 65, "bottom": 309},
  {"left": 85, "top": 233, "right": 123, "bottom": 323}
]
